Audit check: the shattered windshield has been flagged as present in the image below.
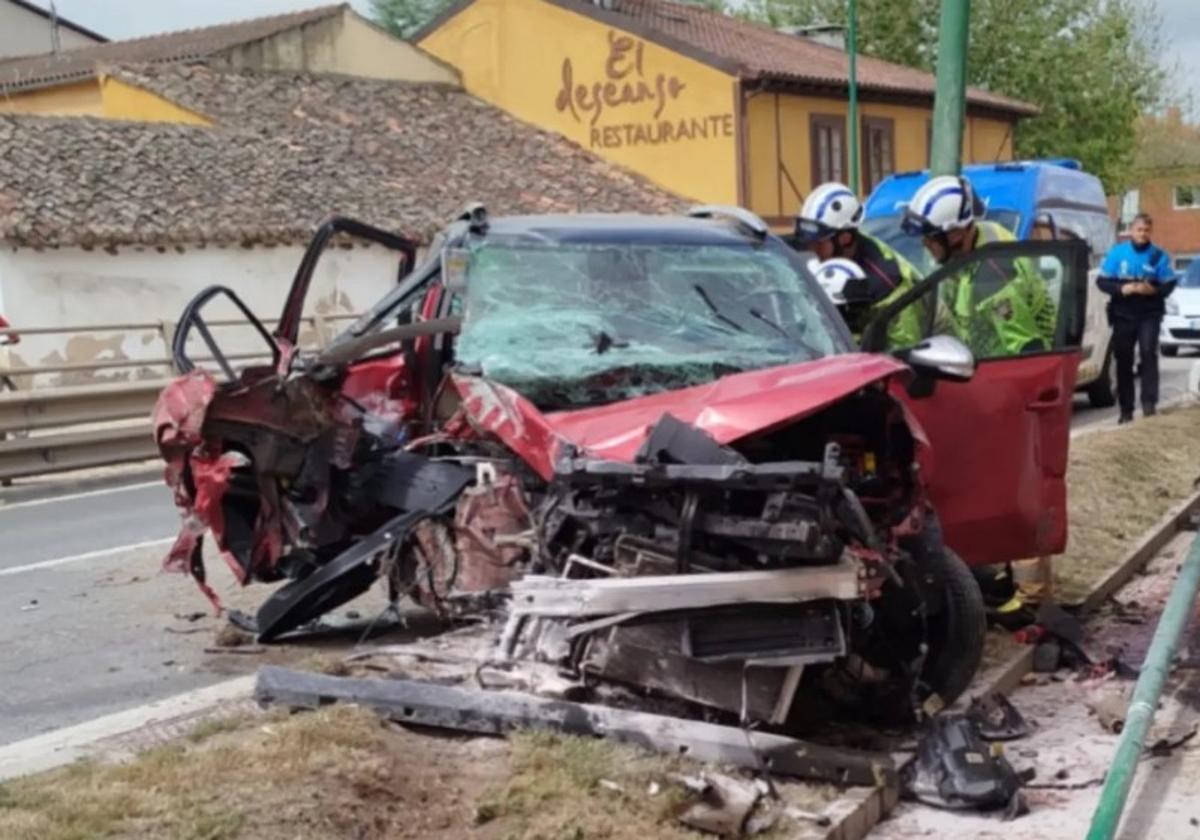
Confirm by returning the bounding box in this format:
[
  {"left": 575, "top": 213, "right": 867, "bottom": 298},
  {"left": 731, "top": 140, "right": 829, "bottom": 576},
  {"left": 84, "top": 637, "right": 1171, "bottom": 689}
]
[{"left": 455, "top": 238, "right": 846, "bottom": 409}]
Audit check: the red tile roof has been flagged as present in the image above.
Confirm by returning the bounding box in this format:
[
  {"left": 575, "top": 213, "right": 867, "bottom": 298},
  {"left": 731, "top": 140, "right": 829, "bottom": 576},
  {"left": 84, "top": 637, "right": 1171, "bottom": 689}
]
[
  {"left": 0, "top": 63, "right": 684, "bottom": 249},
  {"left": 426, "top": 0, "right": 1037, "bottom": 117}
]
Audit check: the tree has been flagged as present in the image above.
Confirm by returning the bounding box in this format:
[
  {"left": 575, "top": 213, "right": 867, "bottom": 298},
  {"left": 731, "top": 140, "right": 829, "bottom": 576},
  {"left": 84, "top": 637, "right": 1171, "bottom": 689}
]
[
  {"left": 370, "top": 0, "right": 453, "bottom": 39},
  {"left": 736, "top": 0, "right": 1165, "bottom": 192}
]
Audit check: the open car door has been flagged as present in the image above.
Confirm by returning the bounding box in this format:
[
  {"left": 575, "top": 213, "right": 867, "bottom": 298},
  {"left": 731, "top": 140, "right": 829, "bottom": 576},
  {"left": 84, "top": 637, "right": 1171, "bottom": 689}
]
[
  {"left": 172, "top": 216, "right": 418, "bottom": 381},
  {"left": 861, "top": 239, "right": 1089, "bottom": 567}
]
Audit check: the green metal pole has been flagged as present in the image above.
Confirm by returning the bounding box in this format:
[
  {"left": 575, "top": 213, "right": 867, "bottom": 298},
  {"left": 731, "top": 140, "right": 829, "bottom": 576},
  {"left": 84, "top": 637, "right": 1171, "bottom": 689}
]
[
  {"left": 1086, "top": 530, "right": 1200, "bottom": 840},
  {"left": 847, "top": 0, "right": 859, "bottom": 194},
  {"left": 929, "top": 0, "right": 970, "bottom": 176}
]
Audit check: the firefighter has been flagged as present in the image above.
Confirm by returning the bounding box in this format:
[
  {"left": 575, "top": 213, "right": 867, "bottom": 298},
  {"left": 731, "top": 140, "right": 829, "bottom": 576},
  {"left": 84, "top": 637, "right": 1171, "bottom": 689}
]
[
  {"left": 901, "top": 175, "right": 1056, "bottom": 356},
  {"left": 794, "top": 182, "right": 924, "bottom": 348}
]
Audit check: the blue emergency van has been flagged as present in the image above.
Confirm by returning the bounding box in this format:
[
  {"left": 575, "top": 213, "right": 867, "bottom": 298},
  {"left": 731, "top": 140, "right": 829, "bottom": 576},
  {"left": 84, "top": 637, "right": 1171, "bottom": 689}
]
[{"left": 861, "top": 159, "right": 1118, "bottom": 407}]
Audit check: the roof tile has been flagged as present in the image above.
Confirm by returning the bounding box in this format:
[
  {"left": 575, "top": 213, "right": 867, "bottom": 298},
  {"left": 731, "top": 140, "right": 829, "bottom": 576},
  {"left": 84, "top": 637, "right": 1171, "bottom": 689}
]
[{"left": 0, "top": 63, "right": 683, "bottom": 249}]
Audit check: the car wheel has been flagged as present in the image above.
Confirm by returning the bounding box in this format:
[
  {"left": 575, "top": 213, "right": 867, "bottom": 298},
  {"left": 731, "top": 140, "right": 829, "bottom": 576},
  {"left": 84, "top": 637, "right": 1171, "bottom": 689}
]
[
  {"left": 1163, "top": 345, "right": 1179, "bottom": 357},
  {"left": 920, "top": 543, "right": 987, "bottom": 705},
  {"left": 813, "top": 517, "right": 985, "bottom": 723},
  {"left": 1086, "top": 347, "right": 1117, "bottom": 409}
]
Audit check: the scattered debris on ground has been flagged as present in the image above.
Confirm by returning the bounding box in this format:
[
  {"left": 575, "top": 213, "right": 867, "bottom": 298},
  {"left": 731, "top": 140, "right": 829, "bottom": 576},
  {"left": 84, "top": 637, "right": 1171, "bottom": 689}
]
[{"left": 1084, "top": 678, "right": 1199, "bottom": 752}]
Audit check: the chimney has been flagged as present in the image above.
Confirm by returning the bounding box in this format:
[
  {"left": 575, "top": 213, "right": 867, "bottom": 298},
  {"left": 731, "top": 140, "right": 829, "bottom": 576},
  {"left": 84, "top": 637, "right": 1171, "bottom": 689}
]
[
  {"left": 778, "top": 23, "right": 847, "bottom": 51},
  {"left": 49, "top": 0, "right": 62, "bottom": 53}
]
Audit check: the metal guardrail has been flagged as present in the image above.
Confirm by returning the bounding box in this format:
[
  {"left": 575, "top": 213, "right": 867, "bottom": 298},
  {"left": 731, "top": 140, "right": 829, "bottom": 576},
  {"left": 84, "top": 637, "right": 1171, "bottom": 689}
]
[
  {"left": 0, "top": 381, "right": 164, "bottom": 434},
  {"left": 0, "top": 313, "right": 360, "bottom": 482},
  {"left": 0, "top": 425, "right": 157, "bottom": 481}
]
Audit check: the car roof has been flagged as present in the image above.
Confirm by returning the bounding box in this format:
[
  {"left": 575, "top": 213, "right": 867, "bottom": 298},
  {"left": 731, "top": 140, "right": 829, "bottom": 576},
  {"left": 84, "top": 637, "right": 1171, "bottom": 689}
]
[
  {"left": 477, "top": 213, "right": 770, "bottom": 246},
  {"left": 863, "top": 160, "right": 1108, "bottom": 238}
]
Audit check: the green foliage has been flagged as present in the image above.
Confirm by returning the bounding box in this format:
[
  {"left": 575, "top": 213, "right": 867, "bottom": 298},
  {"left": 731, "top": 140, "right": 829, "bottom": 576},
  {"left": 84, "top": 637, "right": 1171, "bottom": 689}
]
[
  {"left": 369, "top": 0, "right": 455, "bottom": 39},
  {"left": 679, "top": 0, "right": 733, "bottom": 12},
  {"left": 735, "top": 0, "right": 1165, "bottom": 192}
]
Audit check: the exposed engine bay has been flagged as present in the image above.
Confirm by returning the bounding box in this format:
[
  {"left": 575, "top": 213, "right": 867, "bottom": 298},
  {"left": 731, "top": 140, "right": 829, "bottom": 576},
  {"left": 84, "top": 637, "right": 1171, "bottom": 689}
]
[{"left": 157, "top": 361, "right": 972, "bottom": 728}]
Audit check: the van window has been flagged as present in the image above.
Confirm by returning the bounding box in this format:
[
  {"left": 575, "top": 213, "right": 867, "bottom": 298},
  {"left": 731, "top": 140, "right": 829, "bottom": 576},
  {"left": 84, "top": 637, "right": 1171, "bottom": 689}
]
[{"left": 1035, "top": 208, "right": 1114, "bottom": 268}]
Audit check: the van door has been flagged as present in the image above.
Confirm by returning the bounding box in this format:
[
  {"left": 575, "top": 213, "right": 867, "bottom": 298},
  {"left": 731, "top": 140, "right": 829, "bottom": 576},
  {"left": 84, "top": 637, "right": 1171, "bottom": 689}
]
[{"left": 862, "top": 239, "right": 1089, "bottom": 566}]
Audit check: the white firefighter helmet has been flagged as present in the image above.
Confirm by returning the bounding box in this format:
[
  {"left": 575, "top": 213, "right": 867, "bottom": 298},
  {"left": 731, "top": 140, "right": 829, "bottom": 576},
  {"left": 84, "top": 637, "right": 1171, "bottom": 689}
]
[
  {"left": 901, "top": 175, "right": 979, "bottom": 236},
  {"left": 795, "top": 182, "right": 863, "bottom": 245},
  {"left": 814, "top": 258, "right": 867, "bottom": 306}
]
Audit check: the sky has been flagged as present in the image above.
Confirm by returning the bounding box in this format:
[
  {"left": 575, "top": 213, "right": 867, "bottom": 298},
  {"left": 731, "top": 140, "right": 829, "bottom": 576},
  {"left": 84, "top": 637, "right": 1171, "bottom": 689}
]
[{"left": 28, "top": 0, "right": 1200, "bottom": 113}]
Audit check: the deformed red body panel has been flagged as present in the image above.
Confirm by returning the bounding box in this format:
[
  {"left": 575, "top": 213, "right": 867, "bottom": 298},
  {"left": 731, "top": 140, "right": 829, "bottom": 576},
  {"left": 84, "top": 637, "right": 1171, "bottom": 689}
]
[
  {"left": 451, "top": 375, "right": 566, "bottom": 480},
  {"left": 899, "top": 353, "right": 1078, "bottom": 566},
  {"left": 454, "top": 354, "right": 916, "bottom": 478},
  {"left": 153, "top": 372, "right": 233, "bottom": 608}
]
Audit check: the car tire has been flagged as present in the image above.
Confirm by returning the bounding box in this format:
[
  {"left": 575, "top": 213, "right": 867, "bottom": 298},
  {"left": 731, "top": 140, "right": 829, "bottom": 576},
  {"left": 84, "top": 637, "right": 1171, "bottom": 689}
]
[
  {"left": 920, "top": 543, "right": 987, "bottom": 705},
  {"left": 1163, "top": 345, "right": 1179, "bottom": 357},
  {"left": 814, "top": 516, "right": 986, "bottom": 724},
  {"left": 1086, "top": 347, "right": 1117, "bottom": 409}
]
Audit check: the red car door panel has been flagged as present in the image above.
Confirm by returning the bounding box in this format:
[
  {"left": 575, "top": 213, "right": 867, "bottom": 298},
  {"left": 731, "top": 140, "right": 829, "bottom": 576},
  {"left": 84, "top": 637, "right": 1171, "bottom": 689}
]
[
  {"left": 863, "top": 239, "right": 1089, "bottom": 567},
  {"left": 894, "top": 353, "right": 1077, "bottom": 565}
]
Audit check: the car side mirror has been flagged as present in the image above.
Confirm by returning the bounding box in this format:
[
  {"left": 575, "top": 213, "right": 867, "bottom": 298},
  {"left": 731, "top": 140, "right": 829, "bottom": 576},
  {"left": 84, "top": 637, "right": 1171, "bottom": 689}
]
[{"left": 902, "top": 335, "right": 976, "bottom": 382}]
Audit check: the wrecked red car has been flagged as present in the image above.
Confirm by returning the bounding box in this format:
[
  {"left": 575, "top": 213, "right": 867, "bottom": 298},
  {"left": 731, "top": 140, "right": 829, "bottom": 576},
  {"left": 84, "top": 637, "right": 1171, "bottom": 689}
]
[{"left": 154, "top": 206, "right": 1087, "bottom": 724}]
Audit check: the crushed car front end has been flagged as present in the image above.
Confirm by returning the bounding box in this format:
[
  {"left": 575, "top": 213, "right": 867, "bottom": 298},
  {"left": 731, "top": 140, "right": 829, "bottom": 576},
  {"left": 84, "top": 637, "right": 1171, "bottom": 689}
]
[{"left": 153, "top": 208, "right": 984, "bottom": 728}]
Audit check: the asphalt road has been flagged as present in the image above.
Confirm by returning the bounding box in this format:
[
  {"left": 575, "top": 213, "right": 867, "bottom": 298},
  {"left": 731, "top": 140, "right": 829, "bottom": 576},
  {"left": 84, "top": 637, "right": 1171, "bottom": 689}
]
[
  {"left": 0, "top": 476, "right": 413, "bottom": 747},
  {"left": 1070, "top": 355, "right": 1196, "bottom": 432},
  {"left": 1, "top": 481, "right": 178, "bottom": 573},
  {"left": 0, "top": 355, "right": 1195, "bottom": 746}
]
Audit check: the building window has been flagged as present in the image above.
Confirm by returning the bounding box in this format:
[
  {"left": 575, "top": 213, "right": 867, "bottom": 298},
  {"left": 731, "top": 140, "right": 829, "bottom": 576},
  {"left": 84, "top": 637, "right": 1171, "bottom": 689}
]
[
  {"left": 1117, "top": 189, "right": 1140, "bottom": 233},
  {"left": 1177, "top": 255, "right": 1197, "bottom": 270},
  {"left": 810, "top": 114, "right": 847, "bottom": 187},
  {"left": 1174, "top": 185, "right": 1200, "bottom": 210},
  {"left": 862, "top": 117, "right": 895, "bottom": 193}
]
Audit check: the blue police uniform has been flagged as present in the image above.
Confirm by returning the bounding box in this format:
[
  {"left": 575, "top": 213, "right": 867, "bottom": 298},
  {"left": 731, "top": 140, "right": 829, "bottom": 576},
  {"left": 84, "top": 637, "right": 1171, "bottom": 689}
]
[{"left": 1097, "top": 241, "right": 1177, "bottom": 417}]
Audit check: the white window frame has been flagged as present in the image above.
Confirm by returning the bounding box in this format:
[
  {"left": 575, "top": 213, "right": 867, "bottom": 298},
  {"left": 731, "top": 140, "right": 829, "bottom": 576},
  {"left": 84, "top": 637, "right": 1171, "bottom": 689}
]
[
  {"left": 1117, "top": 189, "right": 1140, "bottom": 232},
  {"left": 1173, "top": 184, "right": 1200, "bottom": 211}
]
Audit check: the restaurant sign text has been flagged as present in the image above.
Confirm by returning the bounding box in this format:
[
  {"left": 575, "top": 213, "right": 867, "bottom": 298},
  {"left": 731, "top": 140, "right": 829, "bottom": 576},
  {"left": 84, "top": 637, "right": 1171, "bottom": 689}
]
[{"left": 555, "top": 30, "right": 734, "bottom": 150}]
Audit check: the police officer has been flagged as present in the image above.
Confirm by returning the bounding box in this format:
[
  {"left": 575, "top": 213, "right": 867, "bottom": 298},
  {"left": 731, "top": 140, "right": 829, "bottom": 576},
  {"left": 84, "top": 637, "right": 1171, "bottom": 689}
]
[
  {"left": 794, "top": 182, "right": 924, "bottom": 348},
  {"left": 901, "top": 175, "right": 1056, "bottom": 357},
  {"left": 1097, "top": 213, "right": 1176, "bottom": 423}
]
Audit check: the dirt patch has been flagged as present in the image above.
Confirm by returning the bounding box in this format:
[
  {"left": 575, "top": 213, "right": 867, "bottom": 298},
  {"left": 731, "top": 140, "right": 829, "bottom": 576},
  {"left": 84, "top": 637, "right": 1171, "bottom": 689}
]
[
  {"left": 1055, "top": 405, "right": 1200, "bottom": 603},
  {"left": 0, "top": 706, "right": 512, "bottom": 840},
  {"left": 0, "top": 705, "right": 839, "bottom": 840}
]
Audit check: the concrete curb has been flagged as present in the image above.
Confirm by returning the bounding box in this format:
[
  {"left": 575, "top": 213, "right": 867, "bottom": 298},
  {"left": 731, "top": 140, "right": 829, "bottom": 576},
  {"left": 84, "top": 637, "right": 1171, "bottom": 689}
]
[
  {"left": 0, "top": 676, "right": 254, "bottom": 782},
  {"left": 1070, "top": 393, "right": 1196, "bottom": 441}
]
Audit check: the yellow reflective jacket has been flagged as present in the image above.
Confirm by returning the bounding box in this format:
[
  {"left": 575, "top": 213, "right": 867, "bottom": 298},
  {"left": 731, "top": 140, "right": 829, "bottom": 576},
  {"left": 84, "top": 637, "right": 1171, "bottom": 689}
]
[{"left": 944, "top": 222, "right": 1058, "bottom": 357}]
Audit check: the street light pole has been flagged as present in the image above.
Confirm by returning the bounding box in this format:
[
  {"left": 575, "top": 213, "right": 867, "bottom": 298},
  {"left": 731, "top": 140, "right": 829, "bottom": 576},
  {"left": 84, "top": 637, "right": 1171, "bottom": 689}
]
[
  {"left": 847, "top": 0, "right": 859, "bottom": 193},
  {"left": 929, "top": 0, "right": 970, "bottom": 176}
]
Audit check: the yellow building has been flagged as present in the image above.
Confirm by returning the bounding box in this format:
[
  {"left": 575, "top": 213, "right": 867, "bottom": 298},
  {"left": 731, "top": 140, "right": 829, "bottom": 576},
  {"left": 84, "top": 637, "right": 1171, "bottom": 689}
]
[
  {"left": 0, "top": 4, "right": 459, "bottom": 122},
  {"left": 419, "top": 0, "right": 1037, "bottom": 224}
]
